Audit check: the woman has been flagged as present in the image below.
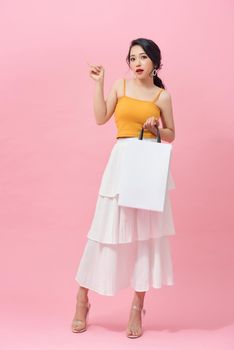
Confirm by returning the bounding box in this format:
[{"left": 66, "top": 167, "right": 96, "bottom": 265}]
[{"left": 71, "top": 38, "right": 176, "bottom": 338}]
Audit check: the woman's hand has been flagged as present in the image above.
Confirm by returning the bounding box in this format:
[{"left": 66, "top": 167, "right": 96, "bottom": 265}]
[
  {"left": 143, "top": 116, "right": 160, "bottom": 135},
  {"left": 87, "top": 63, "right": 105, "bottom": 83}
]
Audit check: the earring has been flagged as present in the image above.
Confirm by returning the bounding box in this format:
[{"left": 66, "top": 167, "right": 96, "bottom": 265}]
[{"left": 151, "top": 68, "right": 157, "bottom": 77}]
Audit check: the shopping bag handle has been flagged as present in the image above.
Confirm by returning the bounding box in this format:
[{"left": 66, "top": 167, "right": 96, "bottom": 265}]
[{"left": 138, "top": 126, "right": 161, "bottom": 143}]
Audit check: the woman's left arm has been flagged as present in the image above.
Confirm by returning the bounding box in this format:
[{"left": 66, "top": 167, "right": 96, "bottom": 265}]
[
  {"left": 143, "top": 90, "right": 175, "bottom": 143},
  {"left": 157, "top": 90, "right": 175, "bottom": 143}
]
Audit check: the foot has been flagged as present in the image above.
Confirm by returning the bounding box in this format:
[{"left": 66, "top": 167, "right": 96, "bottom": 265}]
[
  {"left": 126, "top": 304, "right": 146, "bottom": 338},
  {"left": 71, "top": 295, "right": 90, "bottom": 333}
]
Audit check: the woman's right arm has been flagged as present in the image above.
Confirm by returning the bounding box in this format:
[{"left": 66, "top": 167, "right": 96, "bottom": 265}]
[
  {"left": 94, "top": 79, "right": 120, "bottom": 125},
  {"left": 88, "top": 63, "right": 120, "bottom": 125}
]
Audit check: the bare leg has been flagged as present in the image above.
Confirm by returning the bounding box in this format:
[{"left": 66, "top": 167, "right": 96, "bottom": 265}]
[
  {"left": 126, "top": 291, "right": 146, "bottom": 337},
  {"left": 76, "top": 286, "right": 89, "bottom": 302},
  {"left": 71, "top": 286, "right": 90, "bottom": 332}
]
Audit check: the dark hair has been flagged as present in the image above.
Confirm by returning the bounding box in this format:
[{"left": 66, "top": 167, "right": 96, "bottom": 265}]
[{"left": 126, "top": 38, "right": 165, "bottom": 89}]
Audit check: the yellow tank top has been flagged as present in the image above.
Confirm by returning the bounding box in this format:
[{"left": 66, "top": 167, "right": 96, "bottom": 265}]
[{"left": 114, "top": 79, "right": 164, "bottom": 139}]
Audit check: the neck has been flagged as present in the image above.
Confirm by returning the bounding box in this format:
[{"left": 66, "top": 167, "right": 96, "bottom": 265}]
[{"left": 134, "top": 77, "right": 155, "bottom": 88}]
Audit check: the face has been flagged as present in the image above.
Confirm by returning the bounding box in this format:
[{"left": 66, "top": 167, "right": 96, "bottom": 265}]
[{"left": 129, "top": 45, "right": 154, "bottom": 79}]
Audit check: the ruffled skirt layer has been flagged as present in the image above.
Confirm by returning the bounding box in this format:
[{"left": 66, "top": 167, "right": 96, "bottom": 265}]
[{"left": 75, "top": 137, "right": 176, "bottom": 296}]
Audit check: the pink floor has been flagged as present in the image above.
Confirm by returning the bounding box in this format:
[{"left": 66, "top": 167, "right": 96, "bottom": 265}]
[
  {"left": 1, "top": 292, "right": 234, "bottom": 350},
  {"left": 1, "top": 229, "right": 234, "bottom": 350}
]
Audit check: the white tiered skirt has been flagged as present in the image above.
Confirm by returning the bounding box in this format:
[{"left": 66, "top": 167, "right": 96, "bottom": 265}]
[{"left": 75, "top": 137, "right": 176, "bottom": 296}]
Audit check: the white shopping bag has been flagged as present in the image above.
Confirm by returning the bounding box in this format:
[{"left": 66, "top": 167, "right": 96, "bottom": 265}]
[{"left": 118, "top": 128, "right": 172, "bottom": 212}]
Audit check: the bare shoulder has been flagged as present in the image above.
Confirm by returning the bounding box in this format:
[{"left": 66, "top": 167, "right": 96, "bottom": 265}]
[
  {"left": 106, "top": 78, "right": 123, "bottom": 100},
  {"left": 112, "top": 78, "right": 124, "bottom": 87},
  {"left": 160, "top": 89, "right": 172, "bottom": 101},
  {"left": 114, "top": 78, "right": 125, "bottom": 98},
  {"left": 157, "top": 89, "right": 172, "bottom": 107}
]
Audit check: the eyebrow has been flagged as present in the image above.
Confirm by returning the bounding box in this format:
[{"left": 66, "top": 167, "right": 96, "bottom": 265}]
[{"left": 130, "top": 53, "right": 147, "bottom": 57}]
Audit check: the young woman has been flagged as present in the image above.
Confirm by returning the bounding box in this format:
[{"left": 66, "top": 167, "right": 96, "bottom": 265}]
[{"left": 71, "top": 38, "right": 176, "bottom": 338}]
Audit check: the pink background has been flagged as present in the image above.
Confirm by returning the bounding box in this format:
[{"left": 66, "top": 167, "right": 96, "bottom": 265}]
[{"left": 1, "top": 0, "right": 234, "bottom": 349}]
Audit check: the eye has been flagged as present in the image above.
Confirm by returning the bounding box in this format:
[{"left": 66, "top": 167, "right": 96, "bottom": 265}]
[{"left": 130, "top": 55, "right": 147, "bottom": 62}]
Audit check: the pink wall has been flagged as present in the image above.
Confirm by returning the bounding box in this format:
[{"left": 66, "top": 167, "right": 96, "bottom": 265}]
[{"left": 1, "top": 0, "right": 234, "bottom": 348}]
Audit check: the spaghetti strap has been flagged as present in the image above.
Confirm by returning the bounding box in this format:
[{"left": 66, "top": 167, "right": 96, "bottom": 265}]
[
  {"left": 152, "top": 88, "right": 163, "bottom": 103},
  {"left": 123, "top": 79, "right": 126, "bottom": 96}
]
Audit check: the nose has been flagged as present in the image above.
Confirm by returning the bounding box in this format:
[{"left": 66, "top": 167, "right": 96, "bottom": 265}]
[{"left": 136, "top": 58, "right": 141, "bottom": 66}]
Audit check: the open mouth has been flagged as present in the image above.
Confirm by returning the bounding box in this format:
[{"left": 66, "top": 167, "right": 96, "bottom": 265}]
[{"left": 136, "top": 69, "right": 144, "bottom": 73}]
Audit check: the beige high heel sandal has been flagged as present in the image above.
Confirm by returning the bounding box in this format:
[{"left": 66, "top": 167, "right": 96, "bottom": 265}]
[
  {"left": 71, "top": 300, "right": 91, "bottom": 333},
  {"left": 126, "top": 304, "right": 146, "bottom": 339}
]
